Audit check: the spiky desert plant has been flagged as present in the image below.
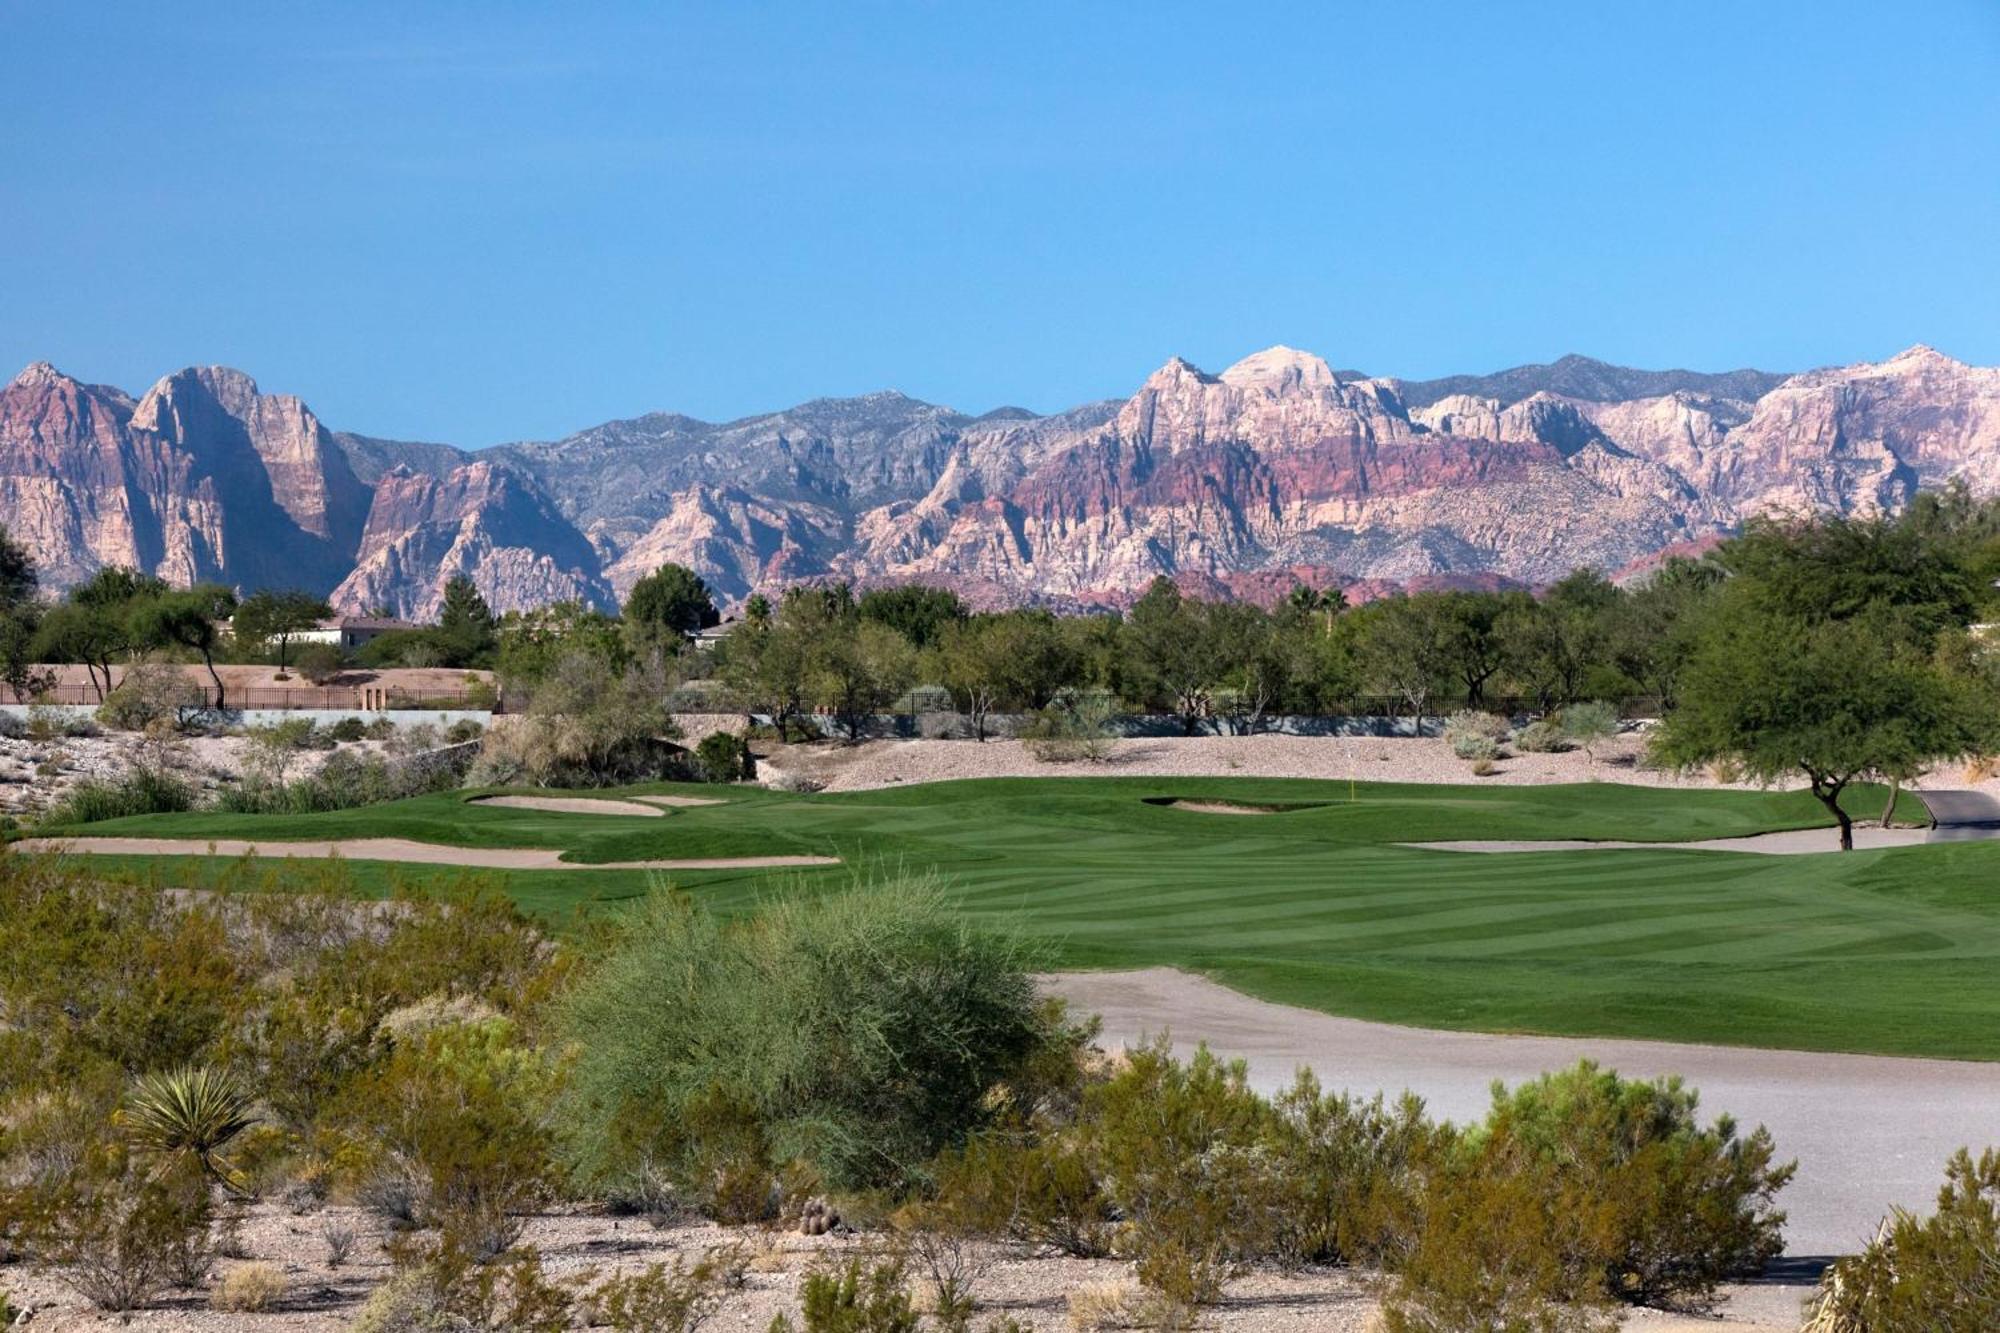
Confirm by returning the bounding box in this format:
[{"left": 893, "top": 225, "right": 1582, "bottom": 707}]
[{"left": 122, "top": 1066, "right": 259, "bottom": 1193}]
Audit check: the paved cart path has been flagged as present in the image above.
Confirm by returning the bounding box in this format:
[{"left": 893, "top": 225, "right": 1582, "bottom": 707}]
[{"left": 1044, "top": 967, "right": 2000, "bottom": 1257}]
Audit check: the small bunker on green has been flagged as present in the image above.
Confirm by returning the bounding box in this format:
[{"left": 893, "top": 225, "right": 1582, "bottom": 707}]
[{"left": 1144, "top": 796, "right": 1331, "bottom": 816}]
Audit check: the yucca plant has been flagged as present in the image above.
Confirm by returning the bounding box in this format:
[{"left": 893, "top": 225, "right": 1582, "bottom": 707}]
[{"left": 122, "top": 1065, "right": 259, "bottom": 1193}]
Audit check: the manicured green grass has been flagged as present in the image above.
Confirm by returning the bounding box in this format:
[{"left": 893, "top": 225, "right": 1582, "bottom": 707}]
[{"left": 38, "top": 775, "right": 2000, "bottom": 1060}]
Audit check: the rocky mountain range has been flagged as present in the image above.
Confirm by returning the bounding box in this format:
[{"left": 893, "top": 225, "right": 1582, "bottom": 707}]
[{"left": 4, "top": 344, "right": 1998, "bottom": 617}]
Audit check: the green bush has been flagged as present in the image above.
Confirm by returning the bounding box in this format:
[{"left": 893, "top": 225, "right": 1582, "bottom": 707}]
[
  {"left": 1450, "top": 733, "right": 1500, "bottom": 761},
  {"left": 325, "top": 717, "right": 368, "bottom": 743},
  {"left": 1264, "top": 1071, "right": 1435, "bottom": 1269},
  {"left": 95, "top": 662, "right": 207, "bottom": 732},
  {"left": 1443, "top": 710, "right": 1511, "bottom": 743},
  {"left": 1383, "top": 1142, "right": 1615, "bottom": 1333},
  {"left": 1560, "top": 700, "right": 1621, "bottom": 757},
  {"left": 770, "top": 1258, "right": 920, "bottom": 1333},
  {"left": 694, "top": 730, "right": 752, "bottom": 783},
  {"left": 331, "top": 1017, "right": 561, "bottom": 1258},
  {"left": 1021, "top": 689, "right": 1115, "bottom": 764},
  {"left": 557, "top": 876, "right": 1060, "bottom": 1198},
  {"left": 358, "top": 1236, "right": 571, "bottom": 1333},
  {"left": 1514, "top": 719, "right": 1570, "bottom": 753},
  {"left": 1482, "top": 1061, "right": 1790, "bottom": 1307},
  {"left": 584, "top": 1253, "right": 733, "bottom": 1333},
  {"left": 37, "top": 769, "right": 194, "bottom": 827},
  {"left": 1802, "top": 1148, "right": 2000, "bottom": 1332}
]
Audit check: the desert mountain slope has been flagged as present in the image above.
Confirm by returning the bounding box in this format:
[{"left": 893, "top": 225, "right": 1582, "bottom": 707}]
[{"left": 3, "top": 345, "right": 1996, "bottom": 613}]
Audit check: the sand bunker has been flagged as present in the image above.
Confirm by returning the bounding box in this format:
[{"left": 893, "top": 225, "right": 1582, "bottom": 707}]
[
  {"left": 634, "top": 795, "right": 726, "bottom": 808},
  {"left": 1402, "top": 827, "right": 1936, "bottom": 855},
  {"left": 469, "top": 795, "right": 663, "bottom": 817},
  {"left": 1147, "top": 797, "right": 1327, "bottom": 816},
  {"left": 12, "top": 836, "right": 836, "bottom": 871}
]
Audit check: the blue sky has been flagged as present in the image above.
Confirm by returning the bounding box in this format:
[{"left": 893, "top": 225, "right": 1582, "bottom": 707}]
[{"left": 3, "top": 2, "right": 1997, "bottom": 445}]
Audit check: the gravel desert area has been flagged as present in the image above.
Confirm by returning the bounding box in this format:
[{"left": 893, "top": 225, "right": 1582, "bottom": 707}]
[
  {"left": 753, "top": 729, "right": 1997, "bottom": 800},
  {"left": 0, "top": 1203, "right": 1802, "bottom": 1333}
]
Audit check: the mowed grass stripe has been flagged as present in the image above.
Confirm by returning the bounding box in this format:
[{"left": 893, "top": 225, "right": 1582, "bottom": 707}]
[{"left": 39, "top": 774, "right": 2000, "bottom": 1060}]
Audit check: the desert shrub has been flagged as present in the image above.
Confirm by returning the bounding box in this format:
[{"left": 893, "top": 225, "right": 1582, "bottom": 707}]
[
  {"left": 1514, "top": 719, "right": 1569, "bottom": 753},
  {"left": 0, "top": 869, "right": 243, "bottom": 1088},
  {"left": 891, "top": 1195, "right": 993, "bottom": 1332},
  {"left": 770, "top": 1257, "right": 919, "bottom": 1333},
  {"left": 96, "top": 661, "right": 208, "bottom": 732},
  {"left": 325, "top": 716, "right": 369, "bottom": 743},
  {"left": 295, "top": 643, "right": 346, "bottom": 685},
  {"left": 1802, "top": 1148, "right": 2000, "bottom": 1332},
  {"left": 321, "top": 1215, "right": 360, "bottom": 1267},
  {"left": 1084, "top": 1040, "right": 1275, "bottom": 1311},
  {"left": 1263, "top": 1071, "right": 1435, "bottom": 1269},
  {"left": 694, "top": 730, "right": 752, "bottom": 783},
  {"left": 445, "top": 717, "right": 486, "bottom": 744},
  {"left": 1471, "top": 757, "right": 1498, "bottom": 777},
  {"left": 935, "top": 1131, "right": 1114, "bottom": 1259},
  {"left": 1382, "top": 1144, "right": 1616, "bottom": 1333},
  {"left": 1450, "top": 733, "right": 1499, "bottom": 761},
  {"left": 329, "top": 1016, "right": 561, "bottom": 1257},
  {"left": 1443, "top": 710, "right": 1511, "bottom": 743},
  {"left": 1560, "top": 700, "right": 1621, "bottom": 759},
  {"left": 558, "top": 876, "right": 1061, "bottom": 1199},
  {"left": 242, "top": 716, "right": 319, "bottom": 786},
  {"left": 582, "top": 1252, "right": 733, "bottom": 1333},
  {"left": 43, "top": 1154, "right": 214, "bottom": 1313},
  {"left": 1066, "top": 1280, "right": 1139, "bottom": 1331},
  {"left": 1022, "top": 688, "right": 1115, "bottom": 764},
  {"left": 474, "top": 650, "right": 680, "bottom": 787},
  {"left": 212, "top": 1261, "right": 286, "bottom": 1312},
  {"left": 36, "top": 768, "right": 194, "bottom": 827},
  {"left": 216, "top": 745, "right": 466, "bottom": 815},
  {"left": 1472, "top": 1061, "right": 1791, "bottom": 1309},
  {"left": 356, "top": 1236, "right": 571, "bottom": 1333}
]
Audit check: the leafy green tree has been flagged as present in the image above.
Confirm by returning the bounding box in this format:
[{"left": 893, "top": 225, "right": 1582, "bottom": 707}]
[
  {"left": 814, "top": 619, "right": 917, "bottom": 741},
  {"left": 1123, "top": 578, "right": 1230, "bottom": 733},
  {"left": 1656, "top": 601, "right": 1992, "bottom": 850},
  {"left": 1608, "top": 557, "right": 1723, "bottom": 710},
  {"left": 1437, "top": 590, "right": 1521, "bottom": 707},
  {"left": 1502, "top": 571, "right": 1621, "bottom": 709},
  {"left": 623, "top": 563, "right": 717, "bottom": 648},
  {"left": 1352, "top": 594, "right": 1455, "bottom": 734},
  {"left": 234, "top": 589, "right": 332, "bottom": 676},
  {"left": 0, "top": 523, "right": 46, "bottom": 697},
  {"left": 858, "top": 584, "right": 967, "bottom": 649},
  {"left": 128, "top": 584, "right": 237, "bottom": 701},
  {"left": 495, "top": 601, "right": 628, "bottom": 690}
]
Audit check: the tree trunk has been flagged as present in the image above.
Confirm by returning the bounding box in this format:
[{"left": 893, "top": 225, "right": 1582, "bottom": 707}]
[
  {"left": 1812, "top": 782, "right": 1854, "bottom": 851},
  {"left": 201, "top": 649, "right": 224, "bottom": 706},
  {"left": 1880, "top": 778, "right": 1900, "bottom": 830}
]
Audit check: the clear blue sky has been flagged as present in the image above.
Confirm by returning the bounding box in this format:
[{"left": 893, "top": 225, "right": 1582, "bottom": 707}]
[{"left": 3, "top": 2, "right": 1997, "bottom": 445}]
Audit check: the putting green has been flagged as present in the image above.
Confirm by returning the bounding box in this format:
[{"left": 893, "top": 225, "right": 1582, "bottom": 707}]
[{"left": 30, "top": 775, "right": 2000, "bottom": 1061}]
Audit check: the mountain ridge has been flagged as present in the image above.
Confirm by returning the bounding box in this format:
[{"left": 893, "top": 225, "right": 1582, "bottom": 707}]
[{"left": 4, "top": 345, "right": 1996, "bottom": 618}]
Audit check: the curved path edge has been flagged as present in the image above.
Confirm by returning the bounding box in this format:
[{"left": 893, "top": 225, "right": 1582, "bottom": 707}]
[
  {"left": 1041, "top": 966, "right": 2000, "bottom": 1257},
  {"left": 10, "top": 836, "right": 837, "bottom": 871}
]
